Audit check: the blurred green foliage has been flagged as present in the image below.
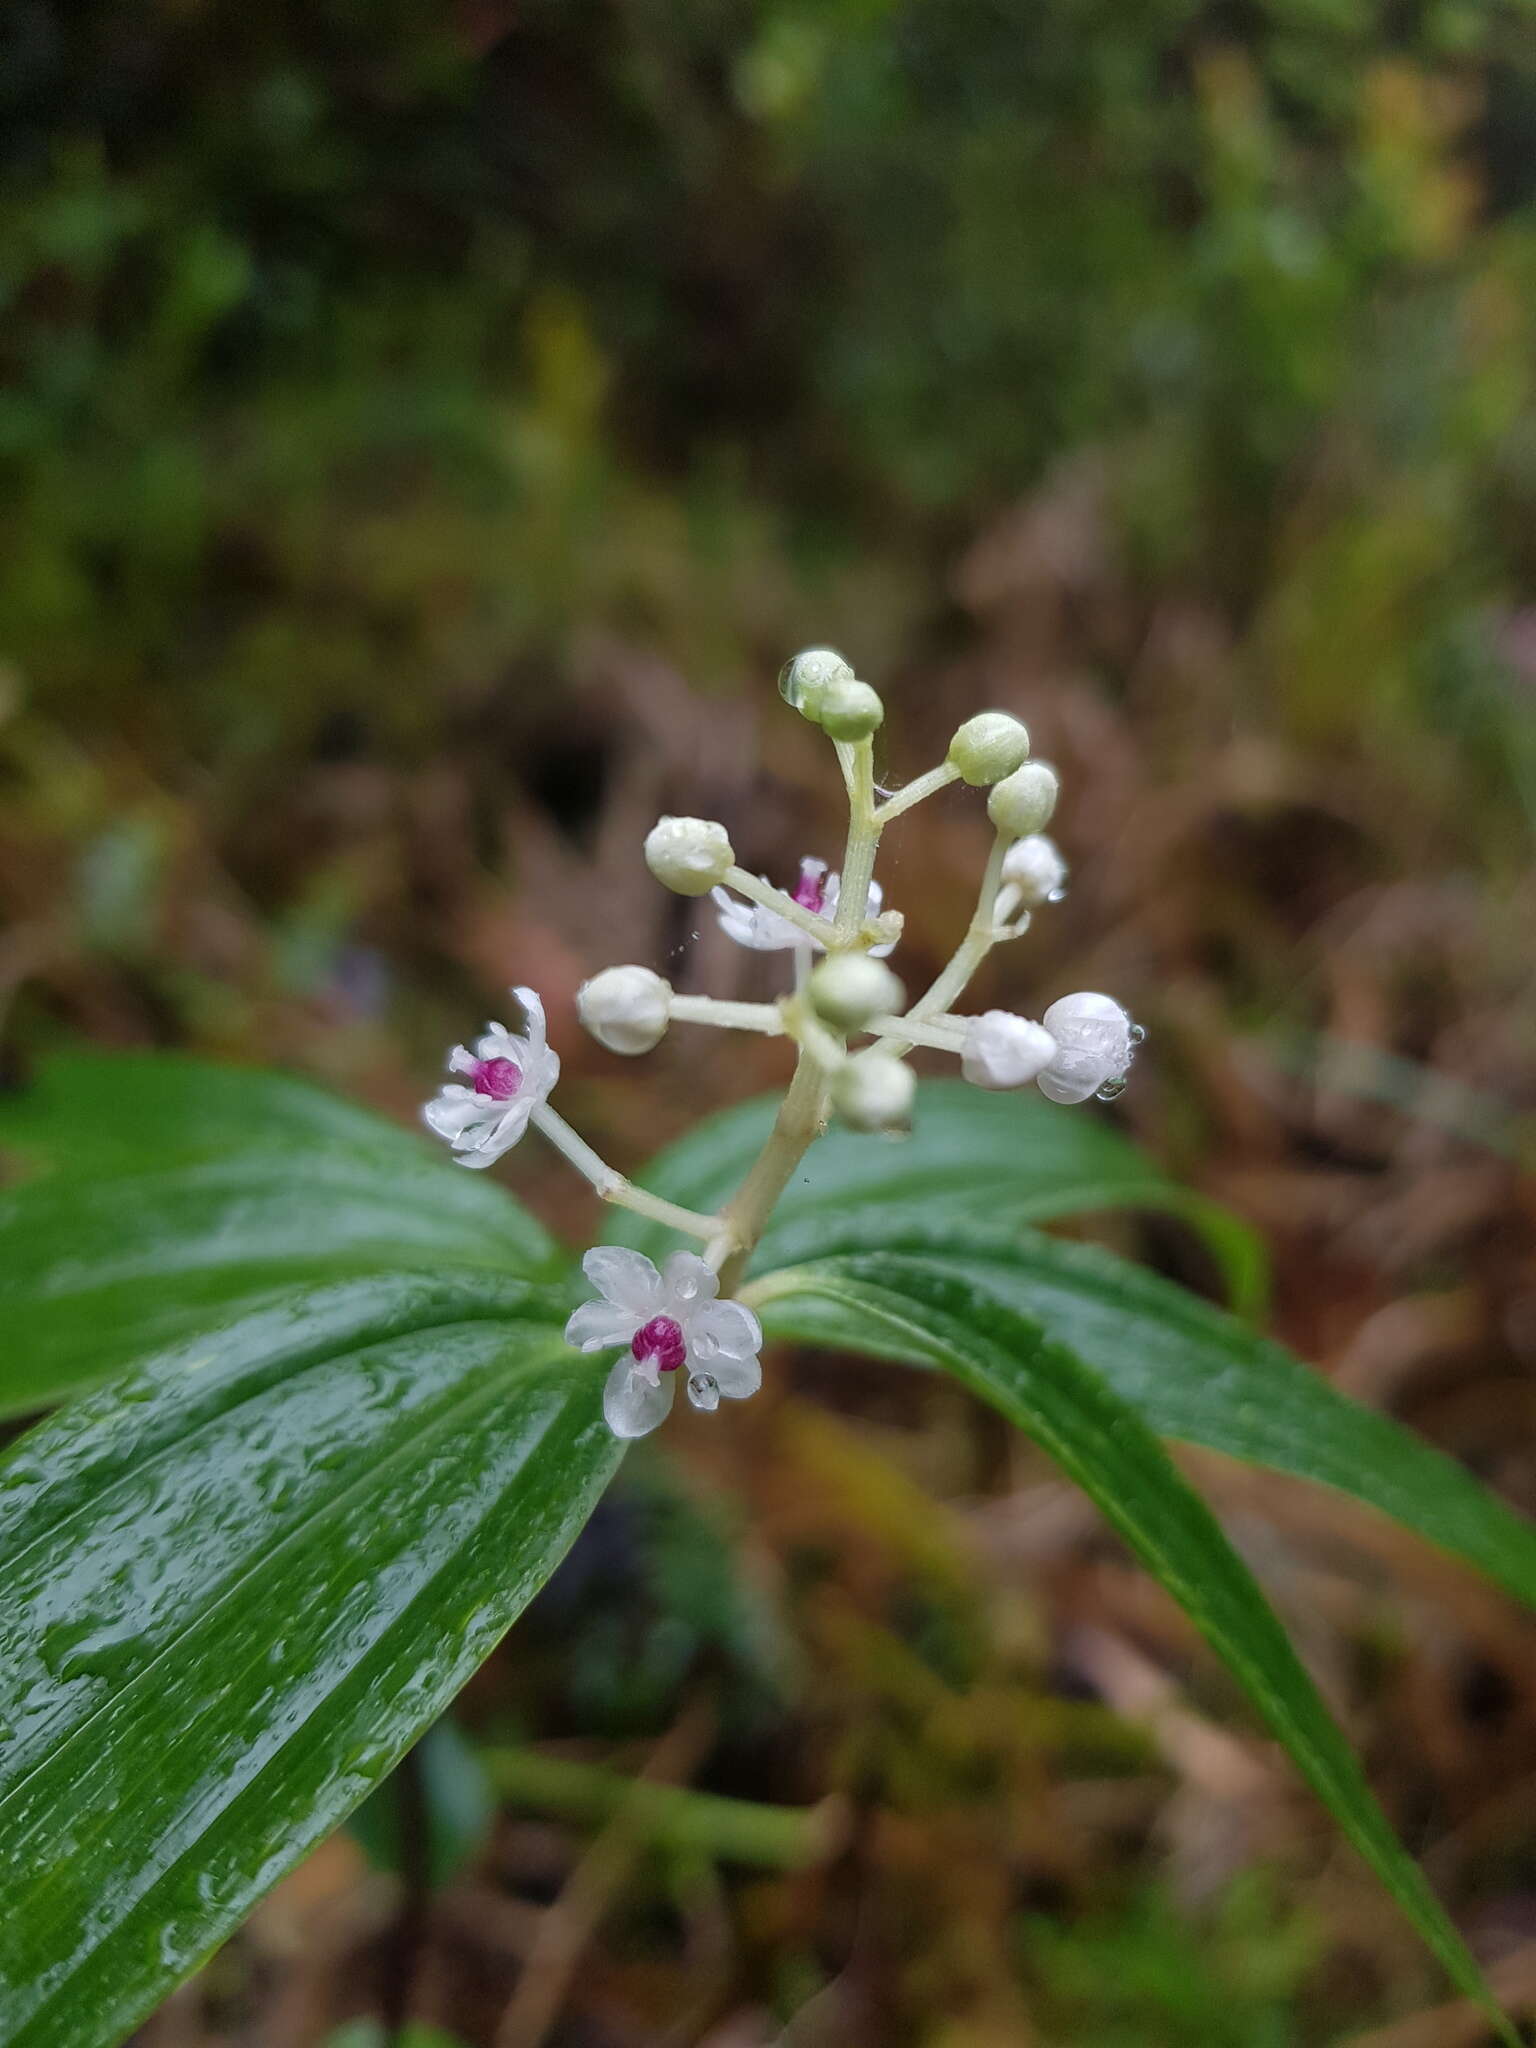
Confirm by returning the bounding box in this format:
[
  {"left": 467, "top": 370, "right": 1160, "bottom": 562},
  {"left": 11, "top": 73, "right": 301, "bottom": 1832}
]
[{"left": 5, "top": 0, "right": 1536, "bottom": 825}]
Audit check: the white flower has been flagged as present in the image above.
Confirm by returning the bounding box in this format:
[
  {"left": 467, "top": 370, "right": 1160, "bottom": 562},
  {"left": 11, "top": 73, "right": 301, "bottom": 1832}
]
[
  {"left": 422, "top": 986, "right": 561, "bottom": 1168},
  {"left": 1001, "top": 834, "right": 1068, "bottom": 907},
  {"left": 1036, "top": 991, "right": 1140, "bottom": 1105},
  {"left": 565, "top": 1247, "right": 764, "bottom": 1439},
  {"left": 961, "top": 1011, "right": 1057, "bottom": 1090},
  {"left": 711, "top": 856, "right": 897, "bottom": 956}
]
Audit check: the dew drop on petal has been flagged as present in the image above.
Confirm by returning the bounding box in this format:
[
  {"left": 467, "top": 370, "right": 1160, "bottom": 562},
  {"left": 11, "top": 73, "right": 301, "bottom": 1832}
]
[
  {"left": 688, "top": 1372, "right": 721, "bottom": 1411},
  {"left": 1094, "top": 1076, "right": 1128, "bottom": 1102},
  {"left": 1046, "top": 885, "right": 1069, "bottom": 903}
]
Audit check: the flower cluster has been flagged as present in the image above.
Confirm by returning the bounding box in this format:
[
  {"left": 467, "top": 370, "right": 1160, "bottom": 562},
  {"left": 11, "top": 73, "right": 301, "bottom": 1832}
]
[{"left": 422, "top": 648, "right": 1140, "bottom": 1439}]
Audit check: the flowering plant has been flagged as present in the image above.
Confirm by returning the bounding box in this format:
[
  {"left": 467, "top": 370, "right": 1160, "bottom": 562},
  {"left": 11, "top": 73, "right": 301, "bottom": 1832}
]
[{"left": 0, "top": 654, "right": 1528, "bottom": 2046}]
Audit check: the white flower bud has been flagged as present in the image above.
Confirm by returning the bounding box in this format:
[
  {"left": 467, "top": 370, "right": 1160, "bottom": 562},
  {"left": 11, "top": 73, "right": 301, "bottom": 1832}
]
[
  {"left": 778, "top": 647, "right": 854, "bottom": 722},
  {"left": 818, "top": 677, "right": 885, "bottom": 741},
  {"left": 577, "top": 965, "right": 672, "bottom": 1055},
  {"left": 961, "top": 1011, "right": 1057, "bottom": 1091},
  {"left": 808, "top": 952, "right": 905, "bottom": 1030},
  {"left": 987, "top": 761, "right": 1059, "bottom": 838},
  {"left": 948, "top": 711, "right": 1030, "bottom": 785},
  {"left": 1037, "top": 991, "right": 1135, "bottom": 1104},
  {"left": 831, "top": 1052, "right": 915, "bottom": 1133},
  {"left": 644, "top": 815, "right": 735, "bottom": 896},
  {"left": 1001, "top": 834, "right": 1068, "bottom": 907}
]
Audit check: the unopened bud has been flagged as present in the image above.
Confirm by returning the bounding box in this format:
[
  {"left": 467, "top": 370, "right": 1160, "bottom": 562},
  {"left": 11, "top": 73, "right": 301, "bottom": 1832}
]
[
  {"left": 819, "top": 677, "right": 885, "bottom": 742},
  {"left": 987, "top": 761, "right": 1059, "bottom": 838},
  {"left": 577, "top": 965, "right": 672, "bottom": 1055},
  {"left": 778, "top": 647, "right": 854, "bottom": 722},
  {"left": 809, "top": 953, "right": 904, "bottom": 1031},
  {"left": 948, "top": 712, "right": 1029, "bottom": 786},
  {"left": 644, "top": 815, "right": 735, "bottom": 896},
  {"left": 961, "top": 1012, "right": 1057, "bottom": 1091},
  {"left": 1001, "top": 833, "right": 1067, "bottom": 907},
  {"left": 832, "top": 1053, "right": 915, "bottom": 1133},
  {"left": 1037, "top": 991, "right": 1136, "bottom": 1104}
]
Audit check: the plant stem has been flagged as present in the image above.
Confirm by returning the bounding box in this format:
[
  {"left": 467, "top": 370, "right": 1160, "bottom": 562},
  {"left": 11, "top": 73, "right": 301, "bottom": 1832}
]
[
  {"left": 481, "top": 1746, "right": 838, "bottom": 1870},
  {"left": 532, "top": 1105, "right": 721, "bottom": 1241},
  {"left": 875, "top": 829, "right": 1009, "bottom": 1058},
  {"left": 833, "top": 737, "right": 879, "bottom": 940},
  {"left": 714, "top": 1048, "right": 830, "bottom": 1290},
  {"left": 872, "top": 759, "right": 961, "bottom": 826},
  {"left": 667, "top": 995, "right": 786, "bottom": 1035},
  {"left": 721, "top": 867, "right": 837, "bottom": 946}
]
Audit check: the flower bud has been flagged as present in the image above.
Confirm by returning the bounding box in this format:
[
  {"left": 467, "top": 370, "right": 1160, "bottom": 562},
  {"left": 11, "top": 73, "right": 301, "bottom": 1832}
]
[
  {"left": 778, "top": 647, "right": 854, "bottom": 722},
  {"left": 818, "top": 677, "right": 885, "bottom": 742},
  {"left": 643, "top": 815, "right": 735, "bottom": 896},
  {"left": 961, "top": 1011, "right": 1057, "bottom": 1091},
  {"left": 987, "top": 760, "right": 1059, "bottom": 838},
  {"left": 808, "top": 953, "right": 904, "bottom": 1031},
  {"left": 948, "top": 711, "right": 1029, "bottom": 786},
  {"left": 832, "top": 1052, "right": 915, "bottom": 1133},
  {"left": 1001, "top": 833, "right": 1068, "bottom": 906},
  {"left": 577, "top": 965, "right": 672, "bottom": 1055},
  {"left": 1037, "top": 991, "right": 1135, "bottom": 1104}
]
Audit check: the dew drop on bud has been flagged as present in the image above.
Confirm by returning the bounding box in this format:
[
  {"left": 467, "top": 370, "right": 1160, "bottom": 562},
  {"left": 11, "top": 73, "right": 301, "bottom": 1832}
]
[
  {"left": 1128, "top": 1022, "right": 1147, "bottom": 1045},
  {"left": 1046, "top": 885, "right": 1069, "bottom": 904},
  {"left": 1095, "top": 1076, "right": 1128, "bottom": 1102}
]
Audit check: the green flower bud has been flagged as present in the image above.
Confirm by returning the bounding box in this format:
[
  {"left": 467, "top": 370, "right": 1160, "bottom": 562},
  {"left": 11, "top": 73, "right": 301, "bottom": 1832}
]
[
  {"left": 643, "top": 815, "right": 735, "bottom": 896},
  {"left": 947, "top": 711, "right": 1030, "bottom": 785},
  {"left": 831, "top": 1053, "right": 915, "bottom": 1133},
  {"left": 778, "top": 647, "right": 854, "bottom": 722},
  {"left": 808, "top": 953, "right": 905, "bottom": 1031},
  {"left": 987, "top": 761, "right": 1059, "bottom": 838},
  {"left": 818, "top": 677, "right": 885, "bottom": 741}
]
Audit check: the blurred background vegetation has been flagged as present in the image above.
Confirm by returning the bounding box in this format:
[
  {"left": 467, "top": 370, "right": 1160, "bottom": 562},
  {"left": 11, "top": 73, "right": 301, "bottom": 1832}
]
[{"left": 4, "top": 2, "right": 1536, "bottom": 2043}]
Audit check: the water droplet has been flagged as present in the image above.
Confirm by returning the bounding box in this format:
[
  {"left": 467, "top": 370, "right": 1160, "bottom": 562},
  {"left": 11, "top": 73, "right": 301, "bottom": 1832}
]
[
  {"left": 1046, "top": 885, "right": 1069, "bottom": 903},
  {"left": 687, "top": 1372, "right": 720, "bottom": 1412},
  {"left": 1128, "top": 1022, "right": 1147, "bottom": 1045},
  {"left": 1094, "top": 1076, "right": 1128, "bottom": 1102}
]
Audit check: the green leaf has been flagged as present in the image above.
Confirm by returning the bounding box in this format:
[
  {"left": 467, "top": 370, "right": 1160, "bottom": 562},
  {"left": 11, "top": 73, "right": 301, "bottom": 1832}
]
[
  {"left": 0, "top": 1054, "right": 560, "bottom": 1415},
  {"left": 0, "top": 1270, "right": 619, "bottom": 2048},
  {"left": 751, "top": 1211, "right": 1536, "bottom": 1613},
  {"left": 608, "top": 1080, "right": 1265, "bottom": 1313},
  {"left": 747, "top": 1250, "right": 1514, "bottom": 2042}
]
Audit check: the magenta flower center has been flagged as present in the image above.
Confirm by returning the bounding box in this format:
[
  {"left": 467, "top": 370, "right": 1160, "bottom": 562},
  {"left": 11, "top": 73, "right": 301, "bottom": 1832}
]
[
  {"left": 632, "top": 1314, "right": 687, "bottom": 1372},
  {"left": 470, "top": 1056, "right": 523, "bottom": 1100},
  {"left": 793, "top": 861, "right": 828, "bottom": 912}
]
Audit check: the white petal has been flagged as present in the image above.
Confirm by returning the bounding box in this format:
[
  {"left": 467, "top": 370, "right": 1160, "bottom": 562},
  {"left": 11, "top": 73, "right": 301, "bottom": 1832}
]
[
  {"left": 1036, "top": 1045, "right": 1115, "bottom": 1105},
  {"left": 603, "top": 1357, "right": 676, "bottom": 1438},
  {"left": 582, "top": 1245, "right": 664, "bottom": 1315},
  {"left": 689, "top": 1299, "right": 762, "bottom": 1362},
  {"left": 710, "top": 1351, "right": 762, "bottom": 1401},
  {"left": 661, "top": 1250, "right": 719, "bottom": 1313},
  {"left": 524, "top": 1044, "right": 561, "bottom": 1100},
  {"left": 511, "top": 985, "right": 547, "bottom": 1057},
  {"left": 423, "top": 1088, "right": 495, "bottom": 1140},
  {"left": 447, "top": 1044, "right": 478, "bottom": 1077},
  {"left": 565, "top": 1301, "right": 638, "bottom": 1351},
  {"left": 465, "top": 1096, "right": 534, "bottom": 1160}
]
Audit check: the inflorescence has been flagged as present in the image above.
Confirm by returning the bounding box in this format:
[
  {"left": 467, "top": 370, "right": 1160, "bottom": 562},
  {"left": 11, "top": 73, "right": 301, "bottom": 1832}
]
[{"left": 423, "top": 649, "right": 1141, "bottom": 1439}]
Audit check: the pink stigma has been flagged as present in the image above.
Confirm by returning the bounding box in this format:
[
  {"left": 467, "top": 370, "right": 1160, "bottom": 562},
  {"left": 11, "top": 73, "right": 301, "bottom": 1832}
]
[
  {"left": 632, "top": 1315, "right": 687, "bottom": 1373},
  {"left": 793, "top": 860, "right": 828, "bottom": 913},
  {"left": 470, "top": 1056, "right": 522, "bottom": 1100}
]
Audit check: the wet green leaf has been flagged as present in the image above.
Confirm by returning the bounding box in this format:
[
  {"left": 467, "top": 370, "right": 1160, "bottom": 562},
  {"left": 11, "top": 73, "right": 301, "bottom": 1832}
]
[
  {"left": 0, "top": 1055, "right": 559, "bottom": 1415},
  {"left": 0, "top": 1271, "right": 618, "bottom": 2048},
  {"left": 747, "top": 1249, "right": 1515, "bottom": 2044}
]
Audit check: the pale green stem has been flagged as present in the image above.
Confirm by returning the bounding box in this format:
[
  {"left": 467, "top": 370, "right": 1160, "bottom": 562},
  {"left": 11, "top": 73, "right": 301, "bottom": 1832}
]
[
  {"left": 667, "top": 995, "right": 786, "bottom": 1035},
  {"left": 531, "top": 1104, "right": 721, "bottom": 1241},
  {"left": 873, "top": 829, "right": 1010, "bottom": 1059},
  {"left": 832, "top": 738, "right": 857, "bottom": 798},
  {"left": 721, "top": 867, "right": 837, "bottom": 947},
  {"left": 833, "top": 737, "right": 879, "bottom": 941},
  {"left": 714, "top": 1048, "right": 831, "bottom": 1292},
  {"left": 481, "top": 1746, "right": 838, "bottom": 1870},
  {"left": 869, "top": 1011, "right": 966, "bottom": 1054},
  {"left": 872, "top": 759, "right": 961, "bottom": 826}
]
